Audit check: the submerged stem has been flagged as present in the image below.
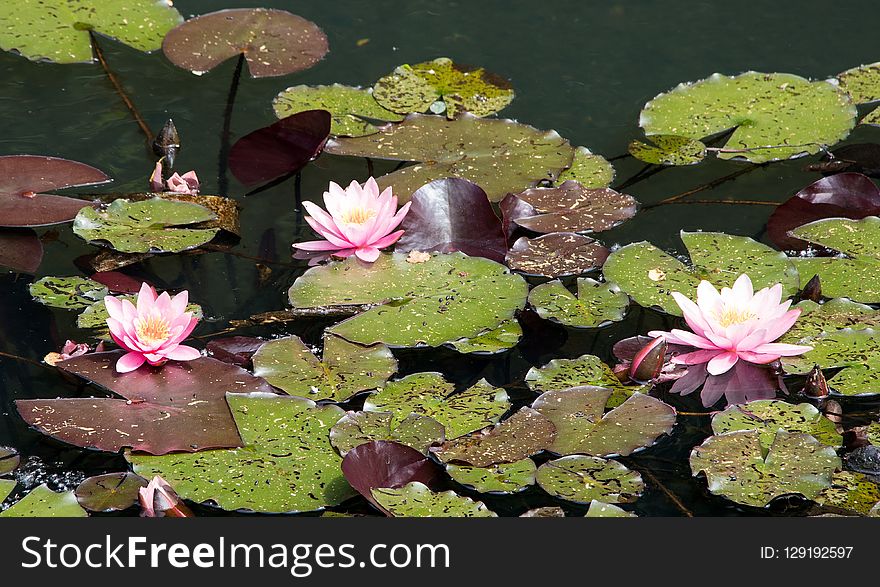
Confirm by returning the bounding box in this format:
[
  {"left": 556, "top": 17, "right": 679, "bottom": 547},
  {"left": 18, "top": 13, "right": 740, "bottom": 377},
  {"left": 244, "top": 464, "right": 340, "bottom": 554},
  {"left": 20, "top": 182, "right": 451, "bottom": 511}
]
[
  {"left": 218, "top": 53, "right": 246, "bottom": 197},
  {"left": 640, "top": 467, "right": 694, "bottom": 517},
  {"left": 644, "top": 164, "right": 765, "bottom": 209},
  {"left": 90, "top": 31, "right": 153, "bottom": 142}
]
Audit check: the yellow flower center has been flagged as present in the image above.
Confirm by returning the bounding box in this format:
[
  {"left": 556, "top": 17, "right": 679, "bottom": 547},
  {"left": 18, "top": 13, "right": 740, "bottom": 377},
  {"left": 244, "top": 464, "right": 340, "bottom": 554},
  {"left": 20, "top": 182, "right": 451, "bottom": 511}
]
[
  {"left": 717, "top": 307, "right": 756, "bottom": 327},
  {"left": 135, "top": 315, "right": 171, "bottom": 345},
  {"left": 340, "top": 206, "right": 376, "bottom": 225}
]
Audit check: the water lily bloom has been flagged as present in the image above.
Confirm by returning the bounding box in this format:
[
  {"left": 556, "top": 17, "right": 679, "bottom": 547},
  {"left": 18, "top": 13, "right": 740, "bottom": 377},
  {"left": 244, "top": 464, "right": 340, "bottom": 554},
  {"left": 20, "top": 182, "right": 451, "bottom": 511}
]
[
  {"left": 292, "top": 178, "right": 411, "bottom": 263},
  {"left": 105, "top": 283, "right": 201, "bottom": 373},
  {"left": 649, "top": 274, "right": 811, "bottom": 376},
  {"left": 150, "top": 161, "right": 200, "bottom": 195}
]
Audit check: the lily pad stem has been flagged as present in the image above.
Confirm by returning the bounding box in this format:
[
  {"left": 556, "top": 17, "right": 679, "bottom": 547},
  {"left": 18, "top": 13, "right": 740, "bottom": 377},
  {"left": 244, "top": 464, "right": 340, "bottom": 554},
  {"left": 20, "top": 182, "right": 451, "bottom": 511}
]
[{"left": 218, "top": 53, "right": 246, "bottom": 197}]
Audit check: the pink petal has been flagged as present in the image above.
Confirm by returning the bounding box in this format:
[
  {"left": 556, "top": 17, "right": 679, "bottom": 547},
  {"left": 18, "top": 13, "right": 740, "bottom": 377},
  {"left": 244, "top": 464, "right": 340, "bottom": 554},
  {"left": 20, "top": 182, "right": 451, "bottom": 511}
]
[
  {"left": 696, "top": 280, "right": 723, "bottom": 316},
  {"left": 759, "top": 309, "right": 801, "bottom": 342},
  {"left": 116, "top": 352, "right": 146, "bottom": 373},
  {"left": 672, "top": 349, "right": 723, "bottom": 365},
  {"left": 104, "top": 295, "right": 124, "bottom": 321},
  {"left": 136, "top": 283, "right": 157, "bottom": 313},
  {"left": 731, "top": 274, "right": 754, "bottom": 302},
  {"left": 707, "top": 351, "right": 739, "bottom": 375},
  {"left": 169, "top": 290, "right": 189, "bottom": 317},
  {"left": 293, "top": 239, "right": 348, "bottom": 252},
  {"left": 671, "top": 292, "right": 712, "bottom": 337},
  {"left": 737, "top": 351, "right": 781, "bottom": 364},
  {"left": 370, "top": 229, "right": 405, "bottom": 250},
  {"left": 163, "top": 345, "right": 201, "bottom": 361},
  {"left": 666, "top": 329, "right": 720, "bottom": 350},
  {"left": 750, "top": 342, "right": 812, "bottom": 356},
  {"left": 323, "top": 182, "right": 348, "bottom": 218},
  {"left": 150, "top": 162, "right": 164, "bottom": 192},
  {"left": 355, "top": 246, "right": 381, "bottom": 262}
]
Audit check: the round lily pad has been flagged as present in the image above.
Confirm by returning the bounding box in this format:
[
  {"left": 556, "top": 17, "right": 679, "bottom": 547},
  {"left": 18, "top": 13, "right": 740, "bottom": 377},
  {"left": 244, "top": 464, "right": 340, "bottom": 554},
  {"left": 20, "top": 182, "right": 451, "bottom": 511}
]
[
  {"left": 364, "top": 373, "right": 510, "bottom": 440},
  {"left": 73, "top": 198, "right": 219, "bottom": 254},
  {"left": 372, "top": 57, "right": 514, "bottom": 119},
  {"left": 325, "top": 113, "right": 574, "bottom": 203},
  {"left": 711, "top": 400, "right": 842, "bottom": 449},
  {"left": 836, "top": 62, "right": 880, "bottom": 105},
  {"left": 288, "top": 252, "right": 528, "bottom": 349},
  {"left": 446, "top": 319, "right": 522, "bottom": 355},
  {"left": 531, "top": 386, "right": 676, "bottom": 457},
  {"left": 0, "top": 484, "right": 87, "bottom": 517},
  {"left": 506, "top": 233, "right": 609, "bottom": 278},
  {"left": 689, "top": 430, "right": 841, "bottom": 508},
  {"left": 778, "top": 298, "right": 880, "bottom": 345},
  {"left": 371, "top": 481, "right": 497, "bottom": 517},
  {"left": 0, "top": 0, "right": 182, "bottom": 64},
  {"left": 628, "top": 134, "right": 706, "bottom": 165},
  {"left": 510, "top": 181, "right": 639, "bottom": 235},
  {"left": 554, "top": 147, "right": 615, "bottom": 188},
  {"left": 447, "top": 459, "right": 537, "bottom": 494},
  {"left": 867, "top": 421, "right": 880, "bottom": 446},
  {"left": 431, "top": 408, "right": 556, "bottom": 467},
  {"left": 536, "top": 455, "right": 644, "bottom": 505},
  {"left": 0, "top": 479, "right": 14, "bottom": 503},
  {"left": 0, "top": 447, "right": 19, "bottom": 476},
  {"left": 130, "top": 394, "right": 355, "bottom": 513},
  {"left": 585, "top": 500, "right": 636, "bottom": 517},
  {"left": 814, "top": 471, "right": 880, "bottom": 515},
  {"left": 330, "top": 411, "right": 445, "bottom": 456},
  {"left": 162, "top": 8, "right": 328, "bottom": 78},
  {"left": 782, "top": 329, "right": 880, "bottom": 396},
  {"left": 273, "top": 84, "right": 403, "bottom": 137},
  {"left": 526, "top": 354, "right": 648, "bottom": 408},
  {"left": 75, "top": 472, "right": 147, "bottom": 513},
  {"left": 29, "top": 276, "right": 107, "bottom": 310},
  {"left": 0, "top": 230, "right": 43, "bottom": 273},
  {"left": 251, "top": 335, "right": 397, "bottom": 402},
  {"left": 640, "top": 72, "right": 856, "bottom": 163},
  {"left": 528, "top": 278, "right": 628, "bottom": 328}
]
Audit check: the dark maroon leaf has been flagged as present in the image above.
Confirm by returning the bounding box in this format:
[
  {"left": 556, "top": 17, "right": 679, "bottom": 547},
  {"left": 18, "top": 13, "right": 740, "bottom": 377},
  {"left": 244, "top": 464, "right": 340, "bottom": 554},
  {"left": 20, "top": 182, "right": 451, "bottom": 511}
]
[
  {"left": 767, "top": 173, "right": 880, "bottom": 251},
  {"left": 206, "top": 336, "right": 265, "bottom": 368},
  {"left": 506, "top": 232, "right": 609, "bottom": 277},
  {"left": 0, "top": 156, "right": 109, "bottom": 227},
  {"left": 75, "top": 472, "right": 147, "bottom": 512},
  {"left": 396, "top": 178, "right": 507, "bottom": 262},
  {"left": 499, "top": 192, "right": 535, "bottom": 245},
  {"left": 16, "top": 351, "right": 276, "bottom": 455},
  {"left": 0, "top": 229, "right": 43, "bottom": 273},
  {"left": 803, "top": 366, "right": 830, "bottom": 399},
  {"left": 341, "top": 440, "right": 442, "bottom": 516},
  {"left": 162, "top": 8, "right": 328, "bottom": 78},
  {"left": 89, "top": 272, "right": 145, "bottom": 294},
  {"left": 508, "top": 180, "right": 639, "bottom": 234},
  {"left": 229, "top": 110, "right": 331, "bottom": 186}
]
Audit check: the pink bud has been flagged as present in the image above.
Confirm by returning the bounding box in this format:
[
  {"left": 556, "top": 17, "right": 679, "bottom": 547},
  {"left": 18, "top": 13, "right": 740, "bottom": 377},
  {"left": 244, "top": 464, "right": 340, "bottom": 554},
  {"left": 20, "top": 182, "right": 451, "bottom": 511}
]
[
  {"left": 138, "top": 476, "right": 193, "bottom": 518},
  {"left": 630, "top": 337, "right": 667, "bottom": 383}
]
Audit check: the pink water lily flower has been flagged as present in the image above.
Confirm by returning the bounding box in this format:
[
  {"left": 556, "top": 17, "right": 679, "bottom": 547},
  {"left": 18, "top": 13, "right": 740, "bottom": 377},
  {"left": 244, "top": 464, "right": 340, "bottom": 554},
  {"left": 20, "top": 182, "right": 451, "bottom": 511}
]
[
  {"left": 150, "top": 161, "right": 200, "bottom": 195},
  {"left": 292, "top": 178, "right": 411, "bottom": 263},
  {"left": 649, "top": 274, "right": 811, "bottom": 376},
  {"left": 105, "top": 283, "right": 201, "bottom": 373}
]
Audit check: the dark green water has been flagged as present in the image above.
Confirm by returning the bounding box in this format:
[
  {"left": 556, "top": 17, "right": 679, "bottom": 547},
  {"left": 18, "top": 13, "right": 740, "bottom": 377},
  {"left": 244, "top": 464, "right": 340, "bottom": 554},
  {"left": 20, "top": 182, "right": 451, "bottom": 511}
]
[{"left": 2, "top": 0, "right": 879, "bottom": 515}]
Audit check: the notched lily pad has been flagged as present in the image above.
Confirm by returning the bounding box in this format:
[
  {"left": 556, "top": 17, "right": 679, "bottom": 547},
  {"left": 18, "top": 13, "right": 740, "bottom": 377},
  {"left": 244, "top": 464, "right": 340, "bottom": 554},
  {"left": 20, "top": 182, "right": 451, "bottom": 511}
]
[
  {"left": 836, "top": 62, "right": 880, "bottom": 106},
  {"left": 628, "top": 134, "right": 706, "bottom": 165},
  {"left": 554, "top": 147, "right": 615, "bottom": 188},
  {"left": 814, "top": 471, "right": 880, "bottom": 515},
  {"left": 528, "top": 278, "right": 628, "bottom": 328},
  {"left": 585, "top": 500, "right": 637, "bottom": 517},
  {"left": 371, "top": 481, "right": 497, "bottom": 517},
  {"left": 73, "top": 198, "right": 219, "bottom": 254},
  {"left": 782, "top": 328, "right": 880, "bottom": 396},
  {"left": 30, "top": 276, "right": 107, "bottom": 309},
  {"left": 273, "top": 84, "right": 403, "bottom": 137},
  {"left": 446, "top": 319, "right": 522, "bottom": 355},
  {"left": 526, "top": 354, "right": 647, "bottom": 408},
  {"left": 779, "top": 298, "right": 880, "bottom": 344},
  {"left": 75, "top": 472, "right": 147, "bottom": 513},
  {"left": 372, "top": 57, "right": 514, "bottom": 119},
  {"left": 506, "top": 233, "right": 609, "bottom": 278},
  {"left": 536, "top": 455, "right": 644, "bottom": 505},
  {"left": 364, "top": 373, "right": 510, "bottom": 440},
  {"left": 711, "top": 400, "right": 842, "bottom": 449},
  {"left": 689, "top": 430, "right": 841, "bottom": 507},
  {"left": 330, "top": 411, "right": 445, "bottom": 456},
  {"left": 0, "top": 484, "right": 87, "bottom": 517},
  {"left": 447, "top": 459, "right": 537, "bottom": 494},
  {"left": 509, "top": 181, "right": 638, "bottom": 235}
]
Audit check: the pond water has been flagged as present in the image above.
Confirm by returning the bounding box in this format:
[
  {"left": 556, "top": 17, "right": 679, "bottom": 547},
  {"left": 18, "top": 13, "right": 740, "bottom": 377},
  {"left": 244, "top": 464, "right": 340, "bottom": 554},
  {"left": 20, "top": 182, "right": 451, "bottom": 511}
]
[{"left": 2, "top": 0, "right": 880, "bottom": 516}]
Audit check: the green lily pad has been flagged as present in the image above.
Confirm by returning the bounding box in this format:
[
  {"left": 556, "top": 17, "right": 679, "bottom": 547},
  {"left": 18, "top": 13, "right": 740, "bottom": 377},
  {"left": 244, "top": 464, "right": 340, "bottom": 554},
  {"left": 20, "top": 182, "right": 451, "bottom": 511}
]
[
  {"left": 536, "top": 455, "right": 644, "bottom": 505},
  {"left": 836, "top": 62, "right": 880, "bottom": 105},
  {"left": 370, "top": 481, "right": 497, "bottom": 517},
  {"left": 447, "top": 459, "right": 536, "bottom": 494},
  {"left": 525, "top": 354, "right": 647, "bottom": 408},
  {"left": 640, "top": 72, "right": 856, "bottom": 163},
  {"left": 363, "top": 373, "right": 510, "bottom": 439},
  {"left": 689, "top": 430, "right": 841, "bottom": 508},
  {"left": 868, "top": 421, "right": 880, "bottom": 446},
  {"left": 528, "top": 278, "right": 629, "bottom": 328},
  {"left": 251, "top": 335, "right": 397, "bottom": 402},
  {"left": 273, "top": 84, "right": 403, "bottom": 137},
  {"left": 628, "top": 135, "right": 707, "bottom": 165},
  {"left": 431, "top": 408, "right": 556, "bottom": 466},
  {"left": 554, "top": 147, "right": 615, "bottom": 188},
  {"left": 0, "top": 0, "right": 182, "bottom": 64},
  {"left": 0, "top": 479, "right": 14, "bottom": 502},
  {"left": 372, "top": 57, "right": 514, "bottom": 119},
  {"left": 532, "top": 386, "right": 676, "bottom": 457},
  {"left": 75, "top": 472, "right": 147, "bottom": 513},
  {"left": 814, "top": 471, "right": 880, "bottom": 515},
  {"left": 329, "top": 411, "right": 445, "bottom": 456},
  {"left": 0, "top": 484, "right": 87, "bottom": 517},
  {"left": 74, "top": 198, "right": 219, "bottom": 254},
  {"left": 76, "top": 294, "right": 203, "bottom": 337},
  {"left": 325, "top": 113, "right": 574, "bottom": 203},
  {"left": 711, "top": 400, "right": 842, "bottom": 449},
  {"left": 789, "top": 217, "right": 880, "bottom": 302},
  {"left": 130, "top": 394, "right": 355, "bottom": 513},
  {"left": 584, "top": 500, "right": 637, "bottom": 517},
  {"left": 288, "top": 252, "right": 528, "bottom": 349},
  {"left": 779, "top": 298, "right": 880, "bottom": 344},
  {"left": 783, "top": 329, "right": 880, "bottom": 395},
  {"left": 447, "top": 319, "right": 522, "bottom": 354},
  {"left": 603, "top": 232, "right": 798, "bottom": 315},
  {"left": 0, "top": 447, "right": 19, "bottom": 476},
  {"left": 29, "top": 276, "right": 107, "bottom": 309}
]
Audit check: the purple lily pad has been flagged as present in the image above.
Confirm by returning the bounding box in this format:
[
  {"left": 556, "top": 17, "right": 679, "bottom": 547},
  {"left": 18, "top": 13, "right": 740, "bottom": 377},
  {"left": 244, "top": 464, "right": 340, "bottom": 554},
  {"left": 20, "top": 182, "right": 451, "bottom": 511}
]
[
  {"left": 396, "top": 178, "right": 507, "bottom": 262},
  {"left": 500, "top": 192, "right": 535, "bottom": 245},
  {"left": 341, "top": 440, "right": 442, "bottom": 516},
  {"left": 507, "top": 180, "right": 639, "bottom": 234},
  {"left": 767, "top": 173, "right": 880, "bottom": 251},
  {"left": 16, "top": 351, "right": 276, "bottom": 455},
  {"left": 0, "top": 156, "right": 109, "bottom": 227},
  {"left": 162, "top": 8, "right": 329, "bottom": 78},
  {"left": 89, "top": 272, "right": 146, "bottom": 294},
  {"left": 229, "top": 109, "right": 331, "bottom": 186},
  {"left": 206, "top": 336, "right": 265, "bottom": 369},
  {"left": 0, "top": 229, "right": 43, "bottom": 273},
  {"left": 506, "top": 232, "right": 609, "bottom": 277}
]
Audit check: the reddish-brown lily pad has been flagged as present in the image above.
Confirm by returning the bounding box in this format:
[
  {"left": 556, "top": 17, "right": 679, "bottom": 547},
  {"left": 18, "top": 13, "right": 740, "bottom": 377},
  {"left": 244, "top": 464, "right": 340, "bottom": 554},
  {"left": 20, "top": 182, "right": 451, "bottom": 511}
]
[
  {"left": 229, "top": 109, "right": 331, "bottom": 186},
  {"left": 508, "top": 180, "right": 639, "bottom": 234},
  {"left": 206, "top": 336, "right": 265, "bottom": 369},
  {"left": 75, "top": 472, "right": 147, "bottom": 512},
  {"left": 506, "top": 233, "right": 609, "bottom": 277},
  {"left": 0, "top": 155, "right": 109, "bottom": 227},
  {"left": 16, "top": 351, "right": 275, "bottom": 455},
  {"left": 0, "top": 230, "right": 43, "bottom": 273},
  {"left": 162, "top": 8, "right": 328, "bottom": 78}
]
